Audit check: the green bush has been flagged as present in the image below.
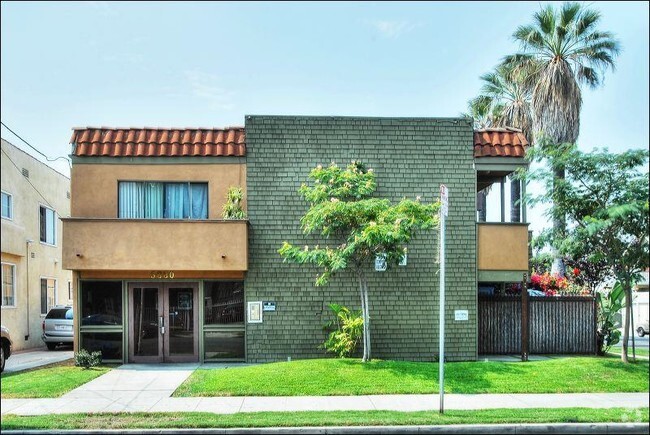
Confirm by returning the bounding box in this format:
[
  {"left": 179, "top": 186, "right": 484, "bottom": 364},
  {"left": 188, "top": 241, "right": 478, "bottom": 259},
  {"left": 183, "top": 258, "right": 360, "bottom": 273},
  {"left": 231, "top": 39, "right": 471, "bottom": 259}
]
[
  {"left": 320, "top": 303, "right": 363, "bottom": 358},
  {"left": 596, "top": 282, "right": 625, "bottom": 355},
  {"left": 74, "top": 349, "right": 102, "bottom": 369},
  {"left": 222, "top": 187, "right": 247, "bottom": 219}
]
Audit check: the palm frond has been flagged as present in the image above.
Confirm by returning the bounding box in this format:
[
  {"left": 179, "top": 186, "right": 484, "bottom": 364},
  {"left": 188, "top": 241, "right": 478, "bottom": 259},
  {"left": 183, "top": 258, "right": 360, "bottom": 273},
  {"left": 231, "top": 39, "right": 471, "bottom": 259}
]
[
  {"left": 574, "top": 9, "right": 601, "bottom": 37},
  {"left": 560, "top": 2, "right": 582, "bottom": 28},
  {"left": 576, "top": 65, "right": 599, "bottom": 89},
  {"left": 534, "top": 5, "right": 556, "bottom": 36},
  {"left": 513, "top": 25, "right": 547, "bottom": 51}
]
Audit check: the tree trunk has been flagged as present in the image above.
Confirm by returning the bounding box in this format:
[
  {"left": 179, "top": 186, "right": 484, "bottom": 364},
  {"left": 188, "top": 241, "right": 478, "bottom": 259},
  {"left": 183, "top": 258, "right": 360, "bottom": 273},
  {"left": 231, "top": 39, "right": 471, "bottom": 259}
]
[
  {"left": 477, "top": 190, "right": 487, "bottom": 222},
  {"left": 510, "top": 176, "right": 521, "bottom": 223},
  {"left": 621, "top": 279, "right": 632, "bottom": 363},
  {"left": 357, "top": 268, "right": 371, "bottom": 362},
  {"left": 550, "top": 165, "right": 566, "bottom": 276}
]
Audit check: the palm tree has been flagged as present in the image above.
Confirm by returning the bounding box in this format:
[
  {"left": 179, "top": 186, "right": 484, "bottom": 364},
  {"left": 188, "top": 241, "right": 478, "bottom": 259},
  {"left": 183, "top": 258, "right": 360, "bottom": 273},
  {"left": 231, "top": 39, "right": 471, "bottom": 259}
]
[
  {"left": 478, "top": 63, "right": 533, "bottom": 222},
  {"left": 505, "top": 2, "right": 620, "bottom": 274},
  {"left": 463, "top": 95, "right": 500, "bottom": 130},
  {"left": 462, "top": 95, "right": 501, "bottom": 222}
]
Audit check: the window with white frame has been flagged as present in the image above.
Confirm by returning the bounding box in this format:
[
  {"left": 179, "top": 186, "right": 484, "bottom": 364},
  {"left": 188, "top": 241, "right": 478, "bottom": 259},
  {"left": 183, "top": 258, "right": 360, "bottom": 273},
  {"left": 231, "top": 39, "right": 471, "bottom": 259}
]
[
  {"left": 39, "top": 205, "right": 56, "bottom": 245},
  {"left": 41, "top": 278, "right": 56, "bottom": 314},
  {"left": 1, "top": 191, "right": 12, "bottom": 220},
  {"left": 2, "top": 263, "right": 16, "bottom": 307}
]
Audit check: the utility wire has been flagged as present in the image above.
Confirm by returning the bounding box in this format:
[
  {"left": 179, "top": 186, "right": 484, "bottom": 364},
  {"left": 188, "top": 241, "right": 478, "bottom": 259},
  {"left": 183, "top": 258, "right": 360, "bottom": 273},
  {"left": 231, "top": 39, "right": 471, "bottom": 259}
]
[
  {"left": 1, "top": 146, "right": 54, "bottom": 209},
  {"left": 1, "top": 121, "right": 71, "bottom": 168}
]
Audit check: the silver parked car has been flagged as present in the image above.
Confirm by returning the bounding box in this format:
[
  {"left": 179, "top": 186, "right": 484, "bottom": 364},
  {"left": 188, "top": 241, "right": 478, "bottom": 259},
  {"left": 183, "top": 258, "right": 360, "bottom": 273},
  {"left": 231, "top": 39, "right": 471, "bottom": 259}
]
[
  {"left": 42, "top": 306, "right": 74, "bottom": 350},
  {"left": 1, "top": 325, "right": 12, "bottom": 372}
]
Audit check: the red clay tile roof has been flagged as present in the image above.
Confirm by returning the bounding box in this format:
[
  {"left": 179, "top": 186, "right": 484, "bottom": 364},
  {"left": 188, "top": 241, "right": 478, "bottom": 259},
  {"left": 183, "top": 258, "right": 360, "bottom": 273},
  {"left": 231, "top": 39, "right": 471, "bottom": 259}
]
[
  {"left": 474, "top": 127, "right": 529, "bottom": 158},
  {"left": 70, "top": 127, "right": 245, "bottom": 157}
]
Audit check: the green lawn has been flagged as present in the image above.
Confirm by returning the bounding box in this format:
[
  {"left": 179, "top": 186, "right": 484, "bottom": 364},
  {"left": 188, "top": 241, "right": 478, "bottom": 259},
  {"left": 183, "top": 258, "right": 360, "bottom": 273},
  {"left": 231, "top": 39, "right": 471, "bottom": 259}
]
[
  {"left": 0, "top": 361, "right": 112, "bottom": 398},
  {"left": 2, "top": 408, "right": 647, "bottom": 430},
  {"left": 608, "top": 348, "right": 650, "bottom": 357},
  {"left": 174, "top": 356, "right": 649, "bottom": 397}
]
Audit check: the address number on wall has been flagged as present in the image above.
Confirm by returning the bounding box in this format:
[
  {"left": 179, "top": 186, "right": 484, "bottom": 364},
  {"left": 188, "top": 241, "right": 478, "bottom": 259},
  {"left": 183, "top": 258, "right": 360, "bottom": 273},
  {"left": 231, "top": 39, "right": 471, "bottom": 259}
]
[{"left": 150, "top": 271, "right": 175, "bottom": 279}]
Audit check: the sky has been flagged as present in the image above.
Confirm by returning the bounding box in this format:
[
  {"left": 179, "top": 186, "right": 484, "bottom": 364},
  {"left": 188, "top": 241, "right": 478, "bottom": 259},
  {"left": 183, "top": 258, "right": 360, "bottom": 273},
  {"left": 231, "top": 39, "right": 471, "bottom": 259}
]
[{"left": 1, "top": 1, "right": 648, "bottom": 235}]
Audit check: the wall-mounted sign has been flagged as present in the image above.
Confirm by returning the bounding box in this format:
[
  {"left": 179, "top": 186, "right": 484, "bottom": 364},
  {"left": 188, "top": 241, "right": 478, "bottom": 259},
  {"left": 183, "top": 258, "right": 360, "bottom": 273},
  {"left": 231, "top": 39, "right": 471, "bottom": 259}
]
[
  {"left": 440, "top": 184, "right": 449, "bottom": 217},
  {"left": 263, "top": 301, "right": 276, "bottom": 311},
  {"left": 454, "top": 310, "right": 469, "bottom": 321},
  {"left": 375, "top": 253, "right": 387, "bottom": 272},
  {"left": 247, "top": 301, "right": 263, "bottom": 323}
]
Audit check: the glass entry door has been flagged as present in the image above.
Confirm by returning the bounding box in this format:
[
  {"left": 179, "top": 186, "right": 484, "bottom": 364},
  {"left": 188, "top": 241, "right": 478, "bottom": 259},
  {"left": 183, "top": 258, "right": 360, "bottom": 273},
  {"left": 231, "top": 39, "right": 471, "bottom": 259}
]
[{"left": 129, "top": 282, "right": 198, "bottom": 363}]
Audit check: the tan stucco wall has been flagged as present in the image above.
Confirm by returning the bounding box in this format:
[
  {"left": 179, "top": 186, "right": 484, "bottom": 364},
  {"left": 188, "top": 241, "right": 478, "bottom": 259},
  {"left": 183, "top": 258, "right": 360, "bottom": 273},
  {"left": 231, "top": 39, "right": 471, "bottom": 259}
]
[
  {"left": 477, "top": 223, "right": 529, "bottom": 272},
  {"left": 71, "top": 163, "right": 246, "bottom": 219},
  {"left": 1, "top": 139, "right": 72, "bottom": 350},
  {"left": 63, "top": 219, "right": 247, "bottom": 271}
]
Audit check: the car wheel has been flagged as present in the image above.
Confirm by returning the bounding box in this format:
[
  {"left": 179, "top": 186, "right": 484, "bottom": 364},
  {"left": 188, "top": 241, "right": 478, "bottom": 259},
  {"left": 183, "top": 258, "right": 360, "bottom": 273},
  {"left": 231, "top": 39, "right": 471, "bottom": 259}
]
[
  {"left": 1, "top": 346, "right": 5, "bottom": 373},
  {"left": 46, "top": 343, "right": 57, "bottom": 351},
  {"left": 637, "top": 327, "right": 646, "bottom": 338}
]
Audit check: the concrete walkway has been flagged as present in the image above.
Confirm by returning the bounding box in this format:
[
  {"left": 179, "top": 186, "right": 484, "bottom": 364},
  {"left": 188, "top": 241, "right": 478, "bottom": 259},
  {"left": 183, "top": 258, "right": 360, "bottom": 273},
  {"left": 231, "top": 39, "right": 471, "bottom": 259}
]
[
  {"left": 3, "top": 347, "right": 73, "bottom": 374},
  {"left": 2, "top": 362, "right": 648, "bottom": 415}
]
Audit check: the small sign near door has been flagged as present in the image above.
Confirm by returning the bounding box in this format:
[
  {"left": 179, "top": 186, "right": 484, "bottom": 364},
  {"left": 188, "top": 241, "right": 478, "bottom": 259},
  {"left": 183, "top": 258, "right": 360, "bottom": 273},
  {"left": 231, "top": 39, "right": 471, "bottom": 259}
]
[
  {"left": 248, "top": 301, "right": 263, "bottom": 323},
  {"left": 454, "top": 310, "right": 469, "bottom": 321},
  {"left": 178, "top": 292, "right": 192, "bottom": 309},
  {"left": 263, "top": 301, "right": 276, "bottom": 311}
]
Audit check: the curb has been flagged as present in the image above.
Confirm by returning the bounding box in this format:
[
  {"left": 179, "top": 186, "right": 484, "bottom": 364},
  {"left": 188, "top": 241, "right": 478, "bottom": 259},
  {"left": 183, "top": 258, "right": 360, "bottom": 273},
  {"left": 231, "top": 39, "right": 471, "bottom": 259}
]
[{"left": 2, "top": 423, "right": 649, "bottom": 434}]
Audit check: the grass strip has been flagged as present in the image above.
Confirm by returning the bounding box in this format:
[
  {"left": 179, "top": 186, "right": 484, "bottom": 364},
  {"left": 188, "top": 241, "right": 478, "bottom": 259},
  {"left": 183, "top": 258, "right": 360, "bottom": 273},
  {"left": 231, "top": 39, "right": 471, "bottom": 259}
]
[
  {"left": 1, "top": 408, "right": 648, "bottom": 430},
  {"left": 1, "top": 360, "right": 112, "bottom": 398},
  {"left": 174, "top": 356, "right": 649, "bottom": 397}
]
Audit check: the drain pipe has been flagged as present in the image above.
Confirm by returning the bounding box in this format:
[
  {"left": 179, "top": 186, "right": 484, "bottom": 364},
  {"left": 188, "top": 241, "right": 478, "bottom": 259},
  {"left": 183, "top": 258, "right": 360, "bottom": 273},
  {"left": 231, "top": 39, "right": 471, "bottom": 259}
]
[{"left": 25, "top": 239, "right": 33, "bottom": 341}]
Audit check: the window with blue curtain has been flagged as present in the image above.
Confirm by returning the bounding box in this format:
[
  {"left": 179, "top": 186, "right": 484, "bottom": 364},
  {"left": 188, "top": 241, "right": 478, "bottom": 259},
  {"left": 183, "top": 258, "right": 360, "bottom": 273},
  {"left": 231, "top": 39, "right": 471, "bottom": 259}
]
[{"left": 118, "top": 181, "right": 207, "bottom": 219}]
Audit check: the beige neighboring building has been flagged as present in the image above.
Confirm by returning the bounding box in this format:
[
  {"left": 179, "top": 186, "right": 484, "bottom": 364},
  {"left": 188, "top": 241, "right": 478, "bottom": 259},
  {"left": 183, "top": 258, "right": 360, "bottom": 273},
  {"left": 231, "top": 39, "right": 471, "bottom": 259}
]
[{"left": 1, "top": 138, "right": 72, "bottom": 351}]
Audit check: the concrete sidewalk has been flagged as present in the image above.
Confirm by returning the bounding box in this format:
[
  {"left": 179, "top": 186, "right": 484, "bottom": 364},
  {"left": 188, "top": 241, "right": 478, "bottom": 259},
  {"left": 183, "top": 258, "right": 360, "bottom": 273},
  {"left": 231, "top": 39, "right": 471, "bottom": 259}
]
[
  {"left": 3, "top": 347, "right": 73, "bottom": 374},
  {"left": 2, "top": 392, "right": 647, "bottom": 415}
]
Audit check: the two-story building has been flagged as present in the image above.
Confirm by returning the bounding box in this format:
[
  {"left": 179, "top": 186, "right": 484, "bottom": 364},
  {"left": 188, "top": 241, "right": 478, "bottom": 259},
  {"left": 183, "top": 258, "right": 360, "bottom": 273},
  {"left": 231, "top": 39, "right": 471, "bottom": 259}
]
[
  {"left": 1, "top": 138, "right": 72, "bottom": 351},
  {"left": 63, "top": 116, "right": 529, "bottom": 363}
]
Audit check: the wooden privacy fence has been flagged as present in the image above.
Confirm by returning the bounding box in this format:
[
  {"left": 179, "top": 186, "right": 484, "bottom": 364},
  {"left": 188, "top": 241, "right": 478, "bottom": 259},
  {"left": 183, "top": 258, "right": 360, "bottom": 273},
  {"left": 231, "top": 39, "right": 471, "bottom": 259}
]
[{"left": 479, "top": 295, "right": 597, "bottom": 355}]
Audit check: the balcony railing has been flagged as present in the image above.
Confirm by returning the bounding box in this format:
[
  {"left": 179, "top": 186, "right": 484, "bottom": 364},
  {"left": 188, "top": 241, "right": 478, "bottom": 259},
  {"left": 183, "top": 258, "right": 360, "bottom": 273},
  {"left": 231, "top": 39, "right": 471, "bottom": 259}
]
[
  {"left": 477, "top": 222, "right": 529, "bottom": 272},
  {"left": 62, "top": 218, "right": 248, "bottom": 272}
]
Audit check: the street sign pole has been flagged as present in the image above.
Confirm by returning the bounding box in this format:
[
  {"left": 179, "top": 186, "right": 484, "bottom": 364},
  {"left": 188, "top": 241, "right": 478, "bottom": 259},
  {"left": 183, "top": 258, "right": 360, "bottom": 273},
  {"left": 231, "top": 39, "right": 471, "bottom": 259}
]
[{"left": 439, "top": 184, "right": 448, "bottom": 414}]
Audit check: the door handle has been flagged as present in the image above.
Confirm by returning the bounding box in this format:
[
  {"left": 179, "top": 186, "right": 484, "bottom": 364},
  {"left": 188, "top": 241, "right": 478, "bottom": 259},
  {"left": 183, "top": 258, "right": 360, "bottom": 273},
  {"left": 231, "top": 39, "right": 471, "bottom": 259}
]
[{"left": 160, "top": 316, "right": 165, "bottom": 335}]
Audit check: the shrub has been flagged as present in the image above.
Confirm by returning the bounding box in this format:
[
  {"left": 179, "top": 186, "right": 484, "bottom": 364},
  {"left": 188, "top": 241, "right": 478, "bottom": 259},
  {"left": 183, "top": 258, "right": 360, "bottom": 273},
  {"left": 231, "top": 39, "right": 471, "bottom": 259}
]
[
  {"left": 596, "top": 282, "right": 625, "bottom": 355},
  {"left": 222, "top": 187, "right": 247, "bottom": 219},
  {"left": 320, "top": 303, "right": 363, "bottom": 358},
  {"left": 74, "top": 349, "right": 102, "bottom": 369}
]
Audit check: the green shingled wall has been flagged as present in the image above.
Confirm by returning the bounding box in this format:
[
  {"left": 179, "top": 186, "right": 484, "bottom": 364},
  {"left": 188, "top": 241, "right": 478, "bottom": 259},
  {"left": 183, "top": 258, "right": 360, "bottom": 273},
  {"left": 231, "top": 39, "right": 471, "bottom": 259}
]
[{"left": 244, "top": 116, "right": 477, "bottom": 362}]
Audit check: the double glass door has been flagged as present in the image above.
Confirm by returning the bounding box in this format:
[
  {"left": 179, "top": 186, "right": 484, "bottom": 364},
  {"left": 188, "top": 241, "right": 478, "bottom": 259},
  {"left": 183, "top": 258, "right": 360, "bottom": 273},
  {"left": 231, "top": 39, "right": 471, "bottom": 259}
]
[{"left": 128, "top": 282, "right": 198, "bottom": 363}]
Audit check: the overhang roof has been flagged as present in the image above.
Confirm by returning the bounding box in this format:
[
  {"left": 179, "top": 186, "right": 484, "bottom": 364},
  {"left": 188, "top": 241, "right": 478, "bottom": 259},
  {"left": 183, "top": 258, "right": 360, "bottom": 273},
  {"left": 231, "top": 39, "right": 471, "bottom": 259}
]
[
  {"left": 474, "top": 127, "right": 529, "bottom": 158},
  {"left": 70, "top": 127, "right": 246, "bottom": 157}
]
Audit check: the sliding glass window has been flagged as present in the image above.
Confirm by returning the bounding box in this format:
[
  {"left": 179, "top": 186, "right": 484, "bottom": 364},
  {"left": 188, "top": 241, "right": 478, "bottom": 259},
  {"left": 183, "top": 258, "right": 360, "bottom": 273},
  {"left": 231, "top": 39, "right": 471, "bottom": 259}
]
[{"left": 118, "top": 182, "right": 208, "bottom": 219}]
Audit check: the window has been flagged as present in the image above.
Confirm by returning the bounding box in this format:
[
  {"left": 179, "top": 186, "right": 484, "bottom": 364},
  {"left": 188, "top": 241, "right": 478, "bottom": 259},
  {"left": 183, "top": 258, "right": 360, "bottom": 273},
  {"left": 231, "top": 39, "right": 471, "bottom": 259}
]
[
  {"left": 118, "top": 181, "right": 208, "bottom": 219},
  {"left": 203, "top": 281, "right": 244, "bottom": 325},
  {"left": 80, "top": 281, "right": 123, "bottom": 326},
  {"left": 40, "top": 278, "right": 56, "bottom": 314},
  {"left": 39, "top": 206, "right": 56, "bottom": 245},
  {"left": 1, "top": 191, "right": 12, "bottom": 220},
  {"left": 2, "top": 263, "right": 15, "bottom": 307},
  {"left": 68, "top": 281, "right": 73, "bottom": 301}
]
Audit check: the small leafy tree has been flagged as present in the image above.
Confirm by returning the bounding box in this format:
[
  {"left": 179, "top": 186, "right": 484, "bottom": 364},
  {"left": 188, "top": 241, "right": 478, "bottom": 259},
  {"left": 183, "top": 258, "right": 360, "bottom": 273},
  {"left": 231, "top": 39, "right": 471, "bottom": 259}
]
[
  {"left": 279, "top": 161, "right": 439, "bottom": 362},
  {"left": 222, "top": 187, "right": 247, "bottom": 219},
  {"left": 525, "top": 143, "right": 649, "bottom": 362},
  {"left": 320, "top": 303, "right": 363, "bottom": 358}
]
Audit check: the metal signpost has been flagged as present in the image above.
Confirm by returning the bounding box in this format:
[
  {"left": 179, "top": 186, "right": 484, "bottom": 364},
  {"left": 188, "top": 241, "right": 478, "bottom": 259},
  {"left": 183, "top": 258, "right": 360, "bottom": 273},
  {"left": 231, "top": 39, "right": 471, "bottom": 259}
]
[{"left": 439, "top": 184, "right": 448, "bottom": 413}]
